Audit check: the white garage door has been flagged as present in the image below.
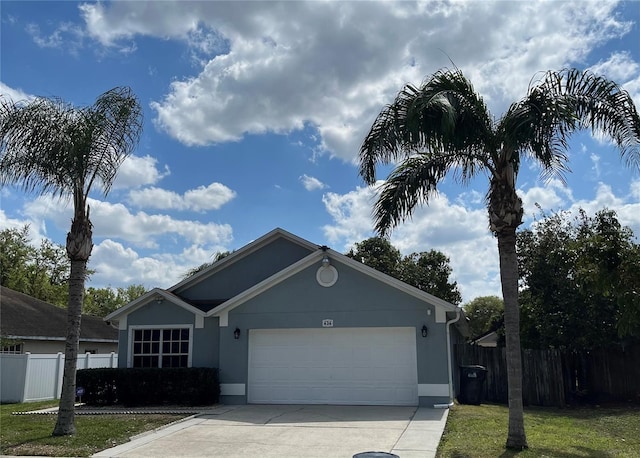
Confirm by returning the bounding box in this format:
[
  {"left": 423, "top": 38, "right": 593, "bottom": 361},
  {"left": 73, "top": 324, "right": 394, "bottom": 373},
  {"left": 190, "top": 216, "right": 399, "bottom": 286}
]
[{"left": 248, "top": 327, "right": 418, "bottom": 405}]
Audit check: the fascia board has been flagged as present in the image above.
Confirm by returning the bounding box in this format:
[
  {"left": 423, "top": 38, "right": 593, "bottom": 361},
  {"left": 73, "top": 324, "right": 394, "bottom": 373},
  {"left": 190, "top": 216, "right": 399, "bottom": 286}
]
[
  {"left": 208, "top": 251, "right": 323, "bottom": 318},
  {"left": 104, "top": 288, "right": 206, "bottom": 321},
  {"left": 170, "top": 227, "right": 318, "bottom": 293}
]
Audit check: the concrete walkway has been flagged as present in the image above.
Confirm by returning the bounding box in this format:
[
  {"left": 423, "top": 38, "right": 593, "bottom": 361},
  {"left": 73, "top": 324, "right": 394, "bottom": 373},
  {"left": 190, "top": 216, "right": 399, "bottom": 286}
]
[{"left": 93, "top": 404, "right": 449, "bottom": 458}]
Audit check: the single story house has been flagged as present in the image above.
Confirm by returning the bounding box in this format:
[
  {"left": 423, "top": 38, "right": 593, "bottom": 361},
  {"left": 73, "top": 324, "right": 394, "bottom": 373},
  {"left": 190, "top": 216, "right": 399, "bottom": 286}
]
[
  {"left": 105, "top": 228, "right": 468, "bottom": 407},
  {"left": 0, "top": 286, "right": 118, "bottom": 354}
]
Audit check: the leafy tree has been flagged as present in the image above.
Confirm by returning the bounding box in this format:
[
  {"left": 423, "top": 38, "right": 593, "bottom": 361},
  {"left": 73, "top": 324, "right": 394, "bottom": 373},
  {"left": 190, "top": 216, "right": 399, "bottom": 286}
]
[
  {"left": 28, "top": 238, "right": 69, "bottom": 306},
  {"left": 347, "top": 237, "right": 461, "bottom": 303},
  {"left": 358, "top": 67, "right": 640, "bottom": 449},
  {"left": 463, "top": 296, "right": 504, "bottom": 339},
  {"left": 84, "top": 287, "right": 118, "bottom": 317},
  {"left": 84, "top": 284, "right": 146, "bottom": 317},
  {"left": 0, "top": 87, "right": 143, "bottom": 436},
  {"left": 0, "top": 225, "right": 35, "bottom": 292},
  {"left": 346, "top": 237, "right": 401, "bottom": 277},
  {"left": 0, "top": 225, "right": 68, "bottom": 306},
  {"left": 399, "top": 250, "right": 462, "bottom": 304},
  {"left": 518, "top": 209, "right": 640, "bottom": 349}
]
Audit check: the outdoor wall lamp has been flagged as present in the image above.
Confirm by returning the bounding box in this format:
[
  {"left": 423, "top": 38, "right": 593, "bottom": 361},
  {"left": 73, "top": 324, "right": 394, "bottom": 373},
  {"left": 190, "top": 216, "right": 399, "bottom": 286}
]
[
  {"left": 234, "top": 327, "right": 241, "bottom": 340},
  {"left": 421, "top": 325, "right": 428, "bottom": 338},
  {"left": 322, "top": 255, "right": 331, "bottom": 267}
]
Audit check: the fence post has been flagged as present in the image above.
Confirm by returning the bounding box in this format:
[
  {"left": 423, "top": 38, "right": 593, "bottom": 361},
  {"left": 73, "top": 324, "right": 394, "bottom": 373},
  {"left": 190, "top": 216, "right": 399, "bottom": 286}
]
[
  {"left": 54, "top": 352, "right": 64, "bottom": 399},
  {"left": 21, "top": 353, "right": 32, "bottom": 403},
  {"left": 110, "top": 352, "right": 116, "bottom": 368}
]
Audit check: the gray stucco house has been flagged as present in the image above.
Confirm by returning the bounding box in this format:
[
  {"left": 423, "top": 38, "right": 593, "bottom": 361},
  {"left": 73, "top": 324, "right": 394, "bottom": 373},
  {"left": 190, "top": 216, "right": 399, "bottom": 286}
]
[{"left": 105, "top": 228, "right": 467, "bottom": 407}]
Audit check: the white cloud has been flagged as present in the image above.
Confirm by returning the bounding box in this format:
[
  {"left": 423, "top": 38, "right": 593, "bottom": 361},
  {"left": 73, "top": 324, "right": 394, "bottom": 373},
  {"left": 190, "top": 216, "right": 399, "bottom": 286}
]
[
  {"left": 113, "top": 155, "right": 170, "bottom": 189},
  {"left": 518, "top": 179, "right": 575, "bottom": 219},
  {"left": 183, "top": 183, "right": 237, "bottom": 211},
  {"left": 88, "top": 239, "right": 227, "bottom": 290},
  {"left": 569, "top": 182, "right": 640, "bottom": 238},
  {"left": 589, "top": 51, "right": 639, "bottom": 83},
  {"left": 129, "top": 182, "right": 236, "bottom": 211},
  {"left": 25, "top": 21, "right": 84, "bottom": 54},
  {"left": 76, "top": 1, "right": 631, "bottom": 161},
  {"left": 0, "top": 209, "right": 49, "bottom": 246},
  {"left": 21, "top": 195, "right": 234, "bottom": 248},
  {"left": 321, "top": 175, "right": 640, "bottom": 304},
  {"left": 588, "top": 51, "right": 640, "bottom": 111},
  {"left": 0, "top": 82, "right": 34, "bottom": 103},
  {"left": 321, "top": 183, "right": 498, "bottom": 303},
  {"left": 300, "top": 174, "right": 327, "bottom": 191},
  {"left": 631, "top": 179, "right": 640, "bottom": 201},
  {"left": 322, "top": 185, "right": 379, "bottom": 248}
]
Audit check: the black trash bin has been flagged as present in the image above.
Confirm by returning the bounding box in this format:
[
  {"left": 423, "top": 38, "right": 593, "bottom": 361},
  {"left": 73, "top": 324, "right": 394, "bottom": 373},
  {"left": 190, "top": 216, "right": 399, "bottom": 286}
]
[{"left": 458, "top": 365, "right": 487, "bottom": 405}]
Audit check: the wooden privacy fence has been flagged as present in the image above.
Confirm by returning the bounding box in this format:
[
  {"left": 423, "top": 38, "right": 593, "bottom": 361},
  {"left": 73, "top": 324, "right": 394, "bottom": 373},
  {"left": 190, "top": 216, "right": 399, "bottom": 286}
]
[
  {"left": 0, "top": 352, "right": 118, "bottom": 403},
  {"left": 455, "top": 343, "right": 640, "bottom": 407}
]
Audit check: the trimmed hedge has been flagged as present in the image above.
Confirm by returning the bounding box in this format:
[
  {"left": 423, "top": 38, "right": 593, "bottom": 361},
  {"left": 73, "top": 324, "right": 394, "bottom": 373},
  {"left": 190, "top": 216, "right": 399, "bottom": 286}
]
[{"left": 76, "top": 367, "right": 220, "bottom": 406}]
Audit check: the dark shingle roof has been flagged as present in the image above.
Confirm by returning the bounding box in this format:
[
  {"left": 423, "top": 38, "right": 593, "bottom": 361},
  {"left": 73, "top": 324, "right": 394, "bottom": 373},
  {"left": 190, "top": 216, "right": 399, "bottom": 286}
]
[
  {"left": 0, "top": 286, "right": 118, "bottom": 341},
  {"left": 182, "top": 299, "right": 228, "bottom": 313}
]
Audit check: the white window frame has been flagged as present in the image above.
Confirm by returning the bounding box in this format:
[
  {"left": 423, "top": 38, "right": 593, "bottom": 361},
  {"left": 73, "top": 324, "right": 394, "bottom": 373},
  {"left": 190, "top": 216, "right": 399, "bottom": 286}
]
[
  {"left": 1, "top": 343, "right": 23, "bottom": 354},
  {"left": 128, "top": 324, "right": 193, "bottom": 368}
]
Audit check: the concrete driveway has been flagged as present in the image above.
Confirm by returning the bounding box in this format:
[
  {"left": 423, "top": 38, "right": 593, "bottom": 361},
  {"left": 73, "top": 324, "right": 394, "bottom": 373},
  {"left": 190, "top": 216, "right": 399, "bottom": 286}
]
[{"left": 93, "top": 404, "right": 449, "bottom": 458}]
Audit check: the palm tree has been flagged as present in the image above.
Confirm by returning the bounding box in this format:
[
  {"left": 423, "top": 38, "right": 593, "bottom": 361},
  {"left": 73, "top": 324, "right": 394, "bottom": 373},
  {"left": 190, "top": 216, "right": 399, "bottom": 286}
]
[
  {"left": 359, "top": 68, "right": 640, "bottom": 449},
  {"left": 0, "top": 87, "right": 143, "bottom": 436}
]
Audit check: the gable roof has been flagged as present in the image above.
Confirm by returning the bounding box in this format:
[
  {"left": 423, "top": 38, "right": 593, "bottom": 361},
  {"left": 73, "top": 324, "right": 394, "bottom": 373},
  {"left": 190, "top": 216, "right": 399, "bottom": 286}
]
[
  {"left": 104, "top": 287, "right": 208, "bottom": 321},
  {"left": 0, "top": 286, "right": 118, "bottom": 342},
  {"left": 105, "top": 227, "right": 466, "bottom": 333},
  {"left": 169, "top": 228, "right": 318, "bottom": 293},
  {"left": 208, "top": 247, "right": 460, "bottom": 321},
  {"left": 106, "top": 228, "right": 317, "bottom": 322}
]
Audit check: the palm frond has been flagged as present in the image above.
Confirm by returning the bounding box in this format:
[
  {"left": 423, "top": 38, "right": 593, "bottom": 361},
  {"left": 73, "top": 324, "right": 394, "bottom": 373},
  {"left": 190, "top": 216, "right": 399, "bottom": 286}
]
[
  {"left": 0, "top": 87, "right": 143, "bottom": 205},
  {"left": 373, "top": 152, "right": 486, "bottom": 235},
  {"left": 504, "top": 68, "right": 640, "bottom": 182},
  {"left": 359, "top": 68, "right": 495, "bottom": 185}
]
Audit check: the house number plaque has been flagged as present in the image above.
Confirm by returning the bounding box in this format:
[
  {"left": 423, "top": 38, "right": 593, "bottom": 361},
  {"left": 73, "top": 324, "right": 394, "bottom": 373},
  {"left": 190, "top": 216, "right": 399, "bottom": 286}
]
[{"left": 322, "top": 319, "right": 334, "bottom": 327}]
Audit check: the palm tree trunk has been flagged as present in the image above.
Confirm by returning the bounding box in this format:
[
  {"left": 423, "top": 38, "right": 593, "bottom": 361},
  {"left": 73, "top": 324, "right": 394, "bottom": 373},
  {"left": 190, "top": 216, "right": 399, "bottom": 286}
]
[
  {"left": 498, "top": 228, "right": 528, "bottom": 450},
  {"left": 52, "top": 258, "right": 85, "bottom": 436},
  {"left": 53, "top": 213, "right": 92, "bottom": 437}
]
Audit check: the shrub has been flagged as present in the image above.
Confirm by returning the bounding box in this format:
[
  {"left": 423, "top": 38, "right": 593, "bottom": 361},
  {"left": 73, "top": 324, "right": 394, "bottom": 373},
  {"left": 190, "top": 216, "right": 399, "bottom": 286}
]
[{"left": 76, "top": 367, "right": 220, "bottom": 406}]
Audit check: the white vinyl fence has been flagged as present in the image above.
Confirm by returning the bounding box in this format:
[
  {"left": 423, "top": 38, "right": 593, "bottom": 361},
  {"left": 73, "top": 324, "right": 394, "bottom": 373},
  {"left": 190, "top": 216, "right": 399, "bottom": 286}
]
[{"left": 0, "top": 352, "right": 118, "bottom": 403}]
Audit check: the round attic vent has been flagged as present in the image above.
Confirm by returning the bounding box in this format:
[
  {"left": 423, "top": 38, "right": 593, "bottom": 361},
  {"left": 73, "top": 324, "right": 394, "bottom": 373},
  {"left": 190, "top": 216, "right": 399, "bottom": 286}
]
[{"left": 316, "top": 265, "right": 338, "bottom": 287}]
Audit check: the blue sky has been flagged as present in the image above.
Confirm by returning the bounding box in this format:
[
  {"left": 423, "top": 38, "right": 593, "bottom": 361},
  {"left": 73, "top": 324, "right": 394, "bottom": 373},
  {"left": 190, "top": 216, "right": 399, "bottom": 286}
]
[{"left": 1, "top": 1, "right": 639, "bottom": 303}]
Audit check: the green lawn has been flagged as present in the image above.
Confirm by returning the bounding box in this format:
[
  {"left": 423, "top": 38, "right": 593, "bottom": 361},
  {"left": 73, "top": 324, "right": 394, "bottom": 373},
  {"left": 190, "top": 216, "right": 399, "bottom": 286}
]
[
  {"left": 0, "top": 401, "right": 188, "bottom": 457},
  {"left": 436, "top": 403, "right": 640, "bottom": 458}
]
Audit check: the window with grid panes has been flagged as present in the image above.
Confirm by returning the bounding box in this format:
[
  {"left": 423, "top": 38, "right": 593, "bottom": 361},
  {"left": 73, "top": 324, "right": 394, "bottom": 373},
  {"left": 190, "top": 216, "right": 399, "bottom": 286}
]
[
  {"left": 1, "top": 343, "right": 22, "bottom": 354},
  {"left": 132, "top": 328, "right": 189, "bottom": 368}
]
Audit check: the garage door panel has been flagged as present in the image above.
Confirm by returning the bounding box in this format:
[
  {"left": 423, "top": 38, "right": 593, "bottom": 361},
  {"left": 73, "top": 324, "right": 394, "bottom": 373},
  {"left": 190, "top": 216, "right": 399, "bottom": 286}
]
[{"left": 248, "top": 327, "right": 418, "bottom": 405}]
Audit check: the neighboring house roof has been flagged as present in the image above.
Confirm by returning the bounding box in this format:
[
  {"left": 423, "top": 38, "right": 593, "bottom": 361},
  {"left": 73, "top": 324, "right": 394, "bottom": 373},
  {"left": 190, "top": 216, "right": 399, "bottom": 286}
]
[
  {"left": 0, "top": 286, "right": 118, "bottom": 342},
  {"left": 472, "top": 330, "right": 499, "bottom": 347}
]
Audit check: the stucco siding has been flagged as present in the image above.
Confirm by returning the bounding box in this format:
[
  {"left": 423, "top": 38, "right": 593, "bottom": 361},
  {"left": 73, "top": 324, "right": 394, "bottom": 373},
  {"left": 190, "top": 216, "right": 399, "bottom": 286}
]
[
  {"left": 120, "top": 300, "right": 217, "bottom": 369},
  {"left": 219, "top": 261, "right": 449, "bottom": 401},
  {"left": 179, "top": 238, "right": 314, "bottom": 301},
  {"left": 192, "top": 316, "right": 219, "bottom": 368},
  {"left": 127, "top": 300, "right": 195, "bottom": 326}
]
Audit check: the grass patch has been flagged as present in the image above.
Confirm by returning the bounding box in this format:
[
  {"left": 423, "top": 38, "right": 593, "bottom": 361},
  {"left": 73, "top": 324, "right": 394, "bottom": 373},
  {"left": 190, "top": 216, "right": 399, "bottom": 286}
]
[
  {"left": 0, "top": 401, "right": 188, "bottom": 457},
  {"left": 436, "top": 403, "right": 640, "bottom": 458}
]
